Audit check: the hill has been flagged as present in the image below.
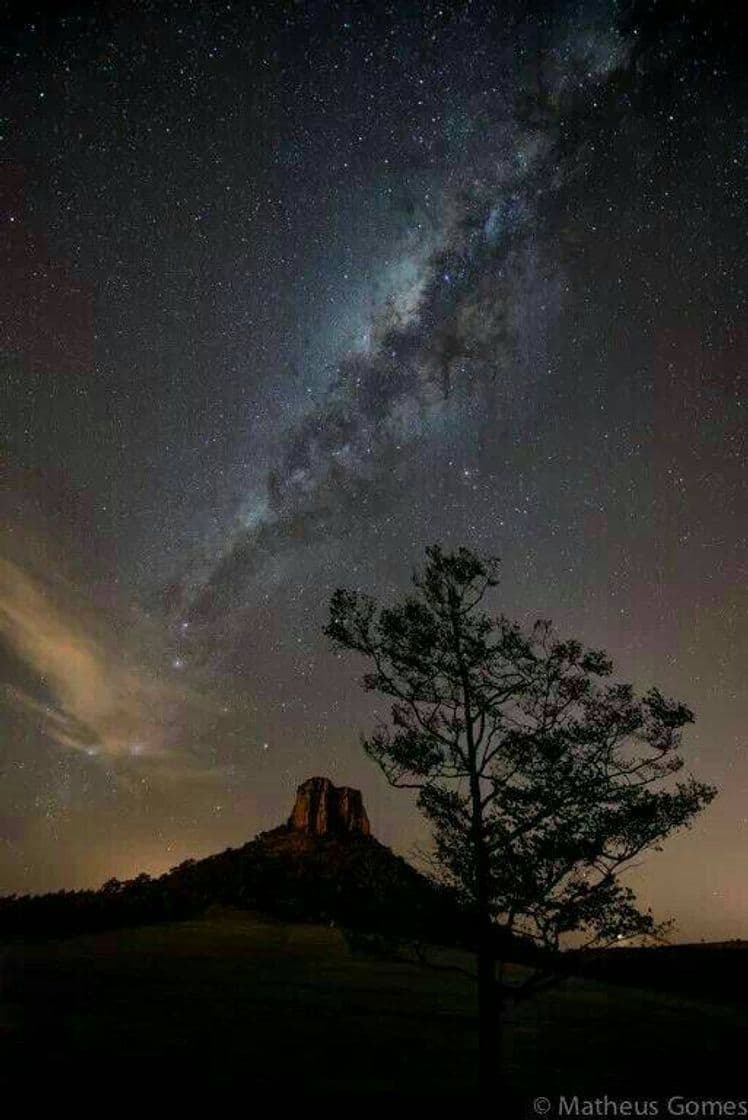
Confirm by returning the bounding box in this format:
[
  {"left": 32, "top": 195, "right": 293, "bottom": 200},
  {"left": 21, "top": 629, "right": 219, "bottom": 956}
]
[
  {"left": 572, "top": 940, "right": 748, "bottom": 1004},
  {"left": 0, "top": 777, "right": 464, "bottom": 944},
  {"left": 2, "top": 909, "right": 746, "bottom": 1098}
]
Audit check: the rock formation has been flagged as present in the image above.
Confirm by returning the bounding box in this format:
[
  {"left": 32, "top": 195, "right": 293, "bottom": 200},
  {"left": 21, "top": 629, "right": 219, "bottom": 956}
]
[{"left": 288, "top": 776, "right": 370, "bottom": 837}]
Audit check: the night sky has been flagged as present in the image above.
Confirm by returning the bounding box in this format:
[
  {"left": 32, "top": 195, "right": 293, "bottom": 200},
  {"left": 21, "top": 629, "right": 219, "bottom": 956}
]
[{"left": 1, "top": 0, "right": 745, "bottom": 941}]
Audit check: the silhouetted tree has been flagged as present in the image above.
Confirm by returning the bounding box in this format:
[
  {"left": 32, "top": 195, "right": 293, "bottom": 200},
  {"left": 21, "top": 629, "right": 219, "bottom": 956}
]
[{"left": 324, "top": 545, "right": 716, "bottom": 1095}]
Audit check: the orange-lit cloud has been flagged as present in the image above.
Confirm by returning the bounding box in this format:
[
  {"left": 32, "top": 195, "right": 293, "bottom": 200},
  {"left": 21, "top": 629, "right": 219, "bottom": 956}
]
[{"left": 0, "top": 553, "right": 225, "bottom": 779}]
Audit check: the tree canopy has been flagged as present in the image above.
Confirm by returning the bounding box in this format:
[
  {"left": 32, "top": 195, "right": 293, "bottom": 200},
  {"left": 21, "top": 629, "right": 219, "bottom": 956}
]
[{"left": 325, "top": 544, "right": 716, "bottom": 956}]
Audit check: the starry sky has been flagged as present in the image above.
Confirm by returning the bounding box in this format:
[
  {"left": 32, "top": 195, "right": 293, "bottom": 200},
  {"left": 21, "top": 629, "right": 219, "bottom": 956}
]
[{"left": 1, "top": 0, "right": 745, "bottom": 940}]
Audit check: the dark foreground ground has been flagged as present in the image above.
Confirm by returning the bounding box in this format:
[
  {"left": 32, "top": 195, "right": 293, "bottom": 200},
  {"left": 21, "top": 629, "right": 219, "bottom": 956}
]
[{"left": 1, "top": 910, "right": 746, "bottom": 1106}]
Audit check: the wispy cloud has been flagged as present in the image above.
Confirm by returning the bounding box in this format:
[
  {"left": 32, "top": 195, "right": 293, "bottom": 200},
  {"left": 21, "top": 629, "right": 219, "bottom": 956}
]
[{"left": 0, "top": 552, "right": 226, "bottom": 779}]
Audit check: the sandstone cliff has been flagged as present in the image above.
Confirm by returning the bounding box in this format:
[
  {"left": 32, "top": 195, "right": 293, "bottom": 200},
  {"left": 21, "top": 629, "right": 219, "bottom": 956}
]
[{"left": 288, "top": 776, "right": 370, "bottom": 837}]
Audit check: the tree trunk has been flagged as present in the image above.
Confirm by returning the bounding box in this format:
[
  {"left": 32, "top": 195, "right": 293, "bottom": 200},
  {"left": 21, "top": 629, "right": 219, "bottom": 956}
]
[
  {"left": 470, "top": 773, "right": 499, "bottom": 1095},
  {"left": 448, "top": 586, "right": 502, "bottom": 1097},
  {"left": 477, "top": 935, "right": 500, "bottom": 1097}
]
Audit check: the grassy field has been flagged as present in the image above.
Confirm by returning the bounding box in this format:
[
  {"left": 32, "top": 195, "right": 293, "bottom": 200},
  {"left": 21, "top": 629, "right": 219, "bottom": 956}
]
[{"left": 1, "top": 910, "right": 745, "bottom": 1102}]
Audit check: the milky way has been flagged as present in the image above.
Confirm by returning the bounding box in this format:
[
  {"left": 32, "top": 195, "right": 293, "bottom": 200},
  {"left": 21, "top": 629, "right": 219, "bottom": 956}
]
[
  {"left": 179, "top": 15, "right": 630, "bottom": 616},
  {"left": 1, "top": 1, "right": 746, "bottom": 939}
]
